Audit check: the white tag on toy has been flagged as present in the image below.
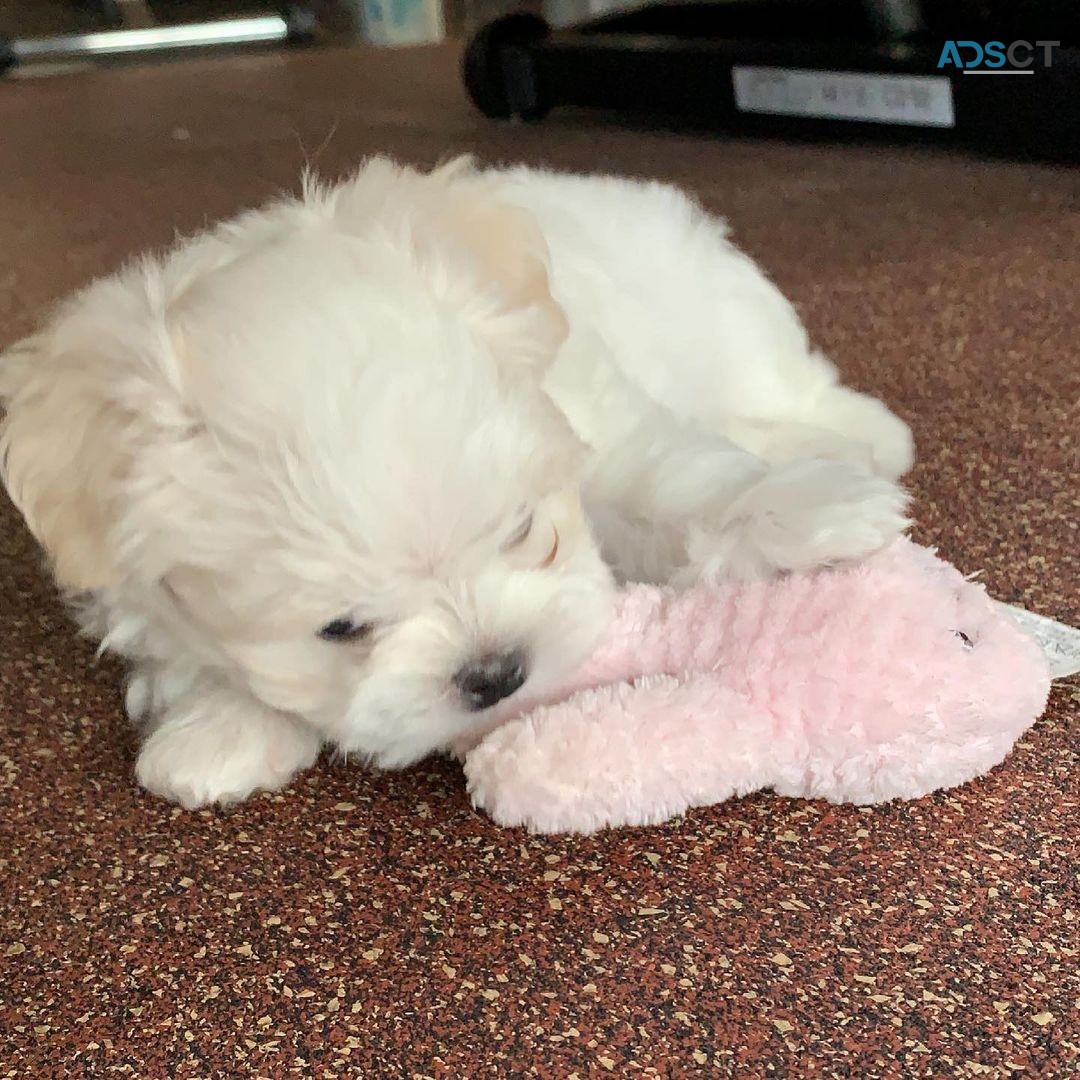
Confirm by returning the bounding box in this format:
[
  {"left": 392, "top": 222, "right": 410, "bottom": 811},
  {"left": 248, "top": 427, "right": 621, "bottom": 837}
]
[{"left": 1000, "top": 604, "right": 1080, "bottom": 680}]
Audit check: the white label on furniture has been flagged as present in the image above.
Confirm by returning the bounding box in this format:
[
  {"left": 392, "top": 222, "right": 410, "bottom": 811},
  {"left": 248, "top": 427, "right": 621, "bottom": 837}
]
[
  {"left": 1001, "top": 604, "right": 1080, "bottom": 680},
  {"left": 732, "top": 67, "right": 957, "bottom": 128}
]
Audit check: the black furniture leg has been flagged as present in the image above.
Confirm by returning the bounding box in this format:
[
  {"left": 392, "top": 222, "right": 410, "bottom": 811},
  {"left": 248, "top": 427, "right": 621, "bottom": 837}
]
[{"left": 463, "top": 3, "right": 1079, "bottom": 160}]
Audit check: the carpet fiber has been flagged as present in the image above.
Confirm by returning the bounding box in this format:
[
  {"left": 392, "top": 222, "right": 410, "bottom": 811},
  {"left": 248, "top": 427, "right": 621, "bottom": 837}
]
[{"left": 1, "top": 43, "right": 1078, "bottom": 1078}]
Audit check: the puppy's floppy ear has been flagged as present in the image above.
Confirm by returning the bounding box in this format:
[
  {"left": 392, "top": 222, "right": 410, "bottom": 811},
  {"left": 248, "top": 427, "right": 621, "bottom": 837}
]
[
  {"left": 0, "top": 264, "right": 187, "bottom": 592},
  {"left": 1, "top": 334, "right": 126, "bottom": 590},
  {"left": 426, "top": 157, "right": 569, "bottom": 368},
  {"left": 319, "top": 155, "right": 569, "bottom": 367}
]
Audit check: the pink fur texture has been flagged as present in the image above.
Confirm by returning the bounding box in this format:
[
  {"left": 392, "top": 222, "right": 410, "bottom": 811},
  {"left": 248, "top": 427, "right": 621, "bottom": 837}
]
[{"left": 464, "top": 540, "right": 1051, "bottom": 833}]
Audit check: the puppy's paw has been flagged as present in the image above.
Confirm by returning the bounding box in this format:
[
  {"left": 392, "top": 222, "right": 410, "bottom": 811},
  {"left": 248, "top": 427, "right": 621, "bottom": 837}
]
[
  {"left": 124, "top": 669, "right": 153, "bottom": 724},
  {"left": 123, "top": 663, "right": 202, "bottom": 725},
  {"left": 810, "top": 384, "right": 915, "bottom": 480},
  {"left": 135, "top": 691, "right": 321, "bottom": 809},
  {"left": 685, "top": 459, "right": 910, "bottom": 581}
]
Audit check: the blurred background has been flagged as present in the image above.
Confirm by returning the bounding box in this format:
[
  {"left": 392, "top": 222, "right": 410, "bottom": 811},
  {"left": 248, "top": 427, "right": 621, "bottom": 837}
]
[
  {"left": 0, "top": 0, "right": 559, "bottom": 49},
  {"left": 2, "top": 1, "right": 1076, "bottom": 49},
  {"left": 2, "top": 3, "right": 1075, "bottom": 162}
]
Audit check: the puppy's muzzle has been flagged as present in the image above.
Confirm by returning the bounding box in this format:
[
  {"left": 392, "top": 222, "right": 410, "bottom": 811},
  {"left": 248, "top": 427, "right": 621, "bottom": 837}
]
[{"left": 454, "top": 649, "right": 528, "bottom": 711}]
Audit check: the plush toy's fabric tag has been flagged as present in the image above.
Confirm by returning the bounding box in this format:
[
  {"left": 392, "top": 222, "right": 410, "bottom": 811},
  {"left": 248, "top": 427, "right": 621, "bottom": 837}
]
[{"left": 1000, "top": 604, "right": 1080, "bottom": 680}]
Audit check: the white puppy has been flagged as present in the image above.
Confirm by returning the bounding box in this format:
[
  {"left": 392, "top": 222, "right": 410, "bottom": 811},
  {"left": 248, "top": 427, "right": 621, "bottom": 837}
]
[{"left": 0, "top": 158, "right": 912, "bottom": 807}]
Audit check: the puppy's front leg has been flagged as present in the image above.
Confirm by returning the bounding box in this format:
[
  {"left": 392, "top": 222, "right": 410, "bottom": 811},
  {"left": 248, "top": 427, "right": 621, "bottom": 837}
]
[
  {"left": 134, "top": 675, "right": 321, "bottom": 808},
  {"left": 584, "top": 418, "right": 769, "bottom": 584},
  {"left": 585, "top": 418, "right": 908, "bottom": 585},
  {"left": 680, "top": 457, "right": 910, "bottom": 584}
]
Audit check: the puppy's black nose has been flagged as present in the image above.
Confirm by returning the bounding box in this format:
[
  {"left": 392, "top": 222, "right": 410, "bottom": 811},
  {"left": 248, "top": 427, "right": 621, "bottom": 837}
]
[{"left": 454, "top": 650, "right": 528, "bottom": 711}]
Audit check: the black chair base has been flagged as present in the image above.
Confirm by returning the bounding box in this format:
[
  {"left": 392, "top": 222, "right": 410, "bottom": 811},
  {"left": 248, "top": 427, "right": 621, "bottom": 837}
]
[{"left": 463, "top": 4, "right": 1080, "bottom": 161}]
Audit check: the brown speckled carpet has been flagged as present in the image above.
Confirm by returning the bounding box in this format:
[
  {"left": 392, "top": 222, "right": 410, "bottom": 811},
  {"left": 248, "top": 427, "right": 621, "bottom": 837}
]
[{"left": 1, "top": 43, "right": 1079, "bottom": 1079}]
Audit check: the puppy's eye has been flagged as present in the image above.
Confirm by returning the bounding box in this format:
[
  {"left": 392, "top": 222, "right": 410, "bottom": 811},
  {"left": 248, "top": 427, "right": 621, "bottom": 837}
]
[
  {"left": 318, "top": 617, "right": 374, "bottom": 643},
  {"left": 504, "top": 512, "right": 534, "bottom": 550},
  {"left": 539, "top": 526, "right": 559, "bottom": 568}
]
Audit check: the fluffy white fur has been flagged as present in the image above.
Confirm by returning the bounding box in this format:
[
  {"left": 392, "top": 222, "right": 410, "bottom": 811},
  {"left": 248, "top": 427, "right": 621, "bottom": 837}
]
[{"left": 0, "top": 158, "right": 913, "bottom": 807}]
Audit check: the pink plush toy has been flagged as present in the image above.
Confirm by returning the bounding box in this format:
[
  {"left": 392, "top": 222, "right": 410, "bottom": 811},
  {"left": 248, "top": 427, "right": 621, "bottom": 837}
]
[{"left": 464, "top": 540, "right": 1051, "bottom": 834}]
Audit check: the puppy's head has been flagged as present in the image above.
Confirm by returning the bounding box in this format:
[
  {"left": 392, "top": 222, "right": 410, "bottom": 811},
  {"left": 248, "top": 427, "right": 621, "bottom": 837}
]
[{"left": 0, "top": 158, "right": 615, "bottom": 765}]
